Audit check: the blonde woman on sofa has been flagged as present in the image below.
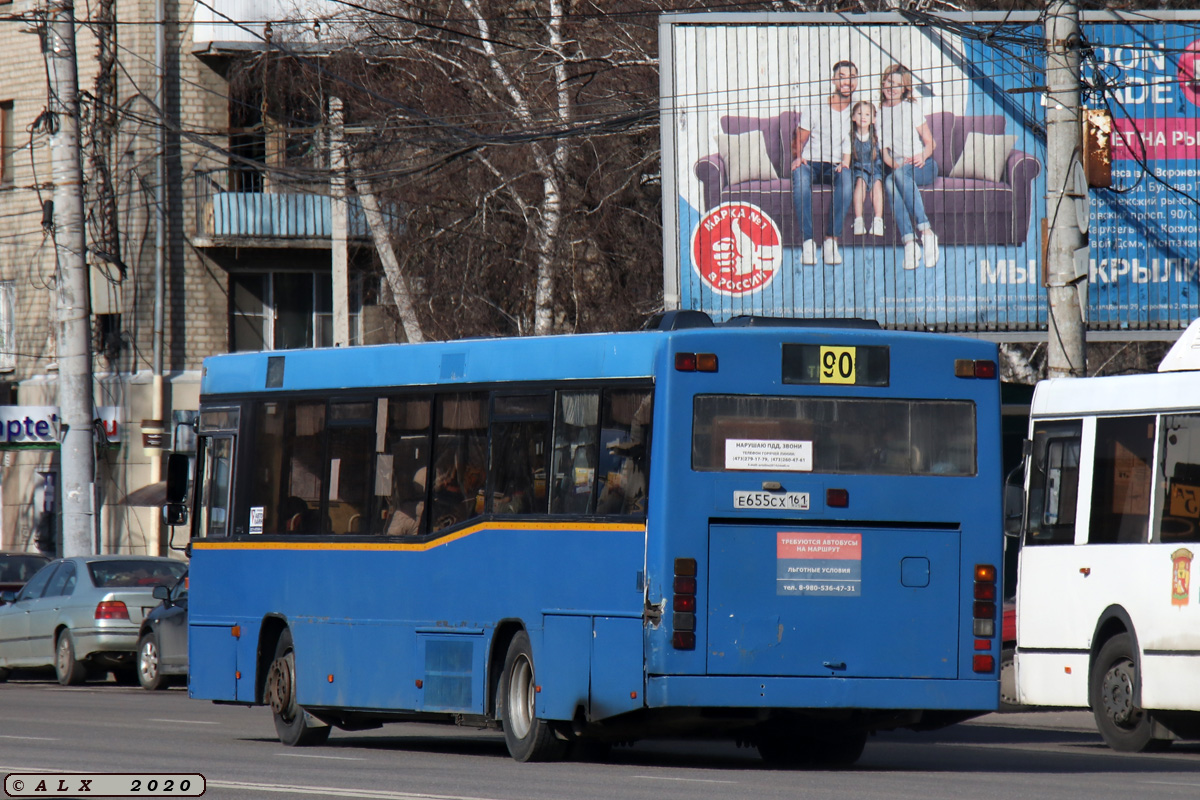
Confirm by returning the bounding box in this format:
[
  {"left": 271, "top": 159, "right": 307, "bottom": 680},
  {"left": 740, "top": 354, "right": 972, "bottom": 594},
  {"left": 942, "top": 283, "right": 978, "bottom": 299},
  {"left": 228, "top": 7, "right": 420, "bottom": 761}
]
[{"left": 879, "top": 64, "right": 940, "bottom": 270}]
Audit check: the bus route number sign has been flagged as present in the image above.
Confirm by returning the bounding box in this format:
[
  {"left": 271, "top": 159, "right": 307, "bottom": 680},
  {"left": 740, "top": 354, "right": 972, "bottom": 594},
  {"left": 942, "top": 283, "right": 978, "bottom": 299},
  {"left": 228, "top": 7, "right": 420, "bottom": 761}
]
[
  {"left": 819, "top": 346, "right": 856, "bottom": 385},
  {"left": 781, "top": 344, "right": 889, "bottom": 387}
]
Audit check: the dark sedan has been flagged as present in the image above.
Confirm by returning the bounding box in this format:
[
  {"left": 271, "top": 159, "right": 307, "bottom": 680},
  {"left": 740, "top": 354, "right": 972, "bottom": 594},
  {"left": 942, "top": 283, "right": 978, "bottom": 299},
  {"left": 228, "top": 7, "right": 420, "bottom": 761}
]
[
  {"left": 0, "top": 552, "right": 51, "bottom": 595},
  {"left": 137, "top": 570, "right": 188, "bottom": 690}
]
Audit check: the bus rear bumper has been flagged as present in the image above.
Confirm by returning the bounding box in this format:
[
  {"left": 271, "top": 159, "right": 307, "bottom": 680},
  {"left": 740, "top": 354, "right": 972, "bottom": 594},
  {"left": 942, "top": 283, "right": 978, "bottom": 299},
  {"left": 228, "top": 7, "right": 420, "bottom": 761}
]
[{"left": 646, "top": 674, "right": 999, "bottom": 713}]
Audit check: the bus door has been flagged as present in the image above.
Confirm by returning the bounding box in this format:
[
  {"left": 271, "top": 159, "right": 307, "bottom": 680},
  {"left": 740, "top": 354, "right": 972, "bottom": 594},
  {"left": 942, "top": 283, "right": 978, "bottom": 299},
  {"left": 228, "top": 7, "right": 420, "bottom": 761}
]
[
  {"left": 193, "top": 406, "right": 240, "bottom": 538},
  {"left": 706, "top": 522, "right": 960, "bottom": 679}
]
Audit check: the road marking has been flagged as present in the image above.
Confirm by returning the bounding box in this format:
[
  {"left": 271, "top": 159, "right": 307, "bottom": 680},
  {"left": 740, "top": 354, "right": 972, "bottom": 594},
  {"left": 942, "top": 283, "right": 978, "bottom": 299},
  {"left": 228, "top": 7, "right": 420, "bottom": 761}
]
[
  {"left": 0, "top": 736, "right": 58, "bottom": 741},
  {"left": 634, "top": 775, "right": 737, "bottom": 784},
  {"left": 147, "top": 718, "right": 220, "bottom": 725},
  {"left": 276, "top": 753, "right": 368, "bottom": 761},
  {"left": 206, "top": 780, "right": 506, "bottom": 799},
  {"left": 1144, "top": 781, "right": 1200, "bottom": 788}
]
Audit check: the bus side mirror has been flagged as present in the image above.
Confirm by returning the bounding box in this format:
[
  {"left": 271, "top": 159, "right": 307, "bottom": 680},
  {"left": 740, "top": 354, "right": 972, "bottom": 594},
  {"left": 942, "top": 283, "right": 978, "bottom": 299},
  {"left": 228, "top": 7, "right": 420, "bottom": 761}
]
[
  {"left": 162, "top": 453, "right": 190, "bottom": 527},
  {"left": 1003, "top": 461, "right": 1026, "bottom": 539},
  {"left": 165, "top": 453, "right": 189, "bottom": 503},
  {"left": 162, "top": 503, "right": 188, "bottom": 527},
  {"left": 1004, "top": 484, "right": 1025, "bottom": 538}
]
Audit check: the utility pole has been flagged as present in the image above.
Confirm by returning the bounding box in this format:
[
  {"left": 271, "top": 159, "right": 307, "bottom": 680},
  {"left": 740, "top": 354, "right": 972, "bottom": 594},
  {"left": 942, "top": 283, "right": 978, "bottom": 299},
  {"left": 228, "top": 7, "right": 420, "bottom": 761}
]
[
  {"left": 1045, "top": 0, "right": 1087, "bottom": 378},
  {"left": 46, "top": 0, "right": 97, "bottom": 556},
  {"left": 330, "top": 96, "right": 350, "bottom": 348}
]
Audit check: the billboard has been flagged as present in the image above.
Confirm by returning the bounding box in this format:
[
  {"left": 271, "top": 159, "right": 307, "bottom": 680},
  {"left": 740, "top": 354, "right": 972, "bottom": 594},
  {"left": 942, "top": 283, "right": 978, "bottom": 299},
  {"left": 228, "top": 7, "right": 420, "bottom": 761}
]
[{"left": 660, "top": 12, "right": 1200, "bottom": 333}]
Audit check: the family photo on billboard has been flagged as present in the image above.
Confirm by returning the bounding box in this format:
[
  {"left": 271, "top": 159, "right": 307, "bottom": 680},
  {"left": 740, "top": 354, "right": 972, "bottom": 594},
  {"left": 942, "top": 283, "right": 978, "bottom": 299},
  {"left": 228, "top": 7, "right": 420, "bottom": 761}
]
[
  {"left": 666, "top": 15, "right": 1200, "bottom": 331},
  {"left": 675, "top": 23, "right": 1047, "bottom": 328}
]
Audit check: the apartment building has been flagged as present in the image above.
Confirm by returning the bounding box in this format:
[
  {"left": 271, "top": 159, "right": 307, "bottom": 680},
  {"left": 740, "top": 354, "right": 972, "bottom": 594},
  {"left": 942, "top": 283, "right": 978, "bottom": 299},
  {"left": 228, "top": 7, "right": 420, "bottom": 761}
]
[{"left": 0, "top": 0, "right": 377, "bottom": 554}]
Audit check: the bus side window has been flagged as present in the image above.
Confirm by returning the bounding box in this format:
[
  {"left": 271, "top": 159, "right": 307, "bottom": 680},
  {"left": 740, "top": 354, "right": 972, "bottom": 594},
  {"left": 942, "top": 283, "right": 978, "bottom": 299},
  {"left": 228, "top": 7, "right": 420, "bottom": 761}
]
[
  {"left": 1089, "top": 416, "right": 1155, "bottom": 545},
  {"left": 326, "top": 402, "right": 375, "bottom": 534},
  {"left": 490, "top": 400, "right": 551, "bottom": 516},
  {"left": 551, "top": 392, "right": 599, "bottom": 515},
  {"left": 381, "top": 397, "right": 432, "bottom": 536},
  {"left": 1025, "top": 421, "right": 1082, "bottom": 546},
  {"left": 431, "top": 394, "right": 488, "bottom": 532},
  {"left": 1155, "top": 414, "right": 1200, "bottom": 543},
  {"left": 596, "top": 389, "right": 653, "bottom": 515}
]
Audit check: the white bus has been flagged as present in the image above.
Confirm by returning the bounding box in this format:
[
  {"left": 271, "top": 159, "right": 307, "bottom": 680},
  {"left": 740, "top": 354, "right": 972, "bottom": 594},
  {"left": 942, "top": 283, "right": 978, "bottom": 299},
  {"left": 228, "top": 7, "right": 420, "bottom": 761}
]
[{"left": 1013, "top": 321, "right": 1200, "bottom": 752}]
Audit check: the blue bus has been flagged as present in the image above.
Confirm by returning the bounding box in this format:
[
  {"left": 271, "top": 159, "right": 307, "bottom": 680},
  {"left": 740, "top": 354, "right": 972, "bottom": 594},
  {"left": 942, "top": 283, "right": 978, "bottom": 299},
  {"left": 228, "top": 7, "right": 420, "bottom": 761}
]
[{"left": 170, "top": 313, "right": 1004, "bottom": 765}]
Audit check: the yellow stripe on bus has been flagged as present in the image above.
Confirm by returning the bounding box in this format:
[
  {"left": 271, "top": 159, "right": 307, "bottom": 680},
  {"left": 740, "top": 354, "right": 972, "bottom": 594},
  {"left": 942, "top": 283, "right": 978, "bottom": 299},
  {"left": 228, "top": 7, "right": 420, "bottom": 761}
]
[{"left": 190, "top": 521, "right": 646, "bottom": 553}]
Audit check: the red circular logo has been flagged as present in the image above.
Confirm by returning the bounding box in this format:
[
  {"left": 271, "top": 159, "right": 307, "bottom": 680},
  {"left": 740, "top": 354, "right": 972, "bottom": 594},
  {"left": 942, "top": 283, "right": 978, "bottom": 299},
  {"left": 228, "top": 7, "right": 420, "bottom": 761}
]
[
  {"left": 691, "top": 202, "right": 781, "bottom": 295},
  {"left": 1180, "top": 40, "right": 1200, "bottom": 107}
]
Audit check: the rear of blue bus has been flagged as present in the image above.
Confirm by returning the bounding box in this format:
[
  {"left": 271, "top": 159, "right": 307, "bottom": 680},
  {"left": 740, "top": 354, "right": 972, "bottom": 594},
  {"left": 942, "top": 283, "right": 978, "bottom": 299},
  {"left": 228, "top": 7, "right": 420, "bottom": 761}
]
[{"left": 640, "top": 325, "right": 1003, "bottom": 752}]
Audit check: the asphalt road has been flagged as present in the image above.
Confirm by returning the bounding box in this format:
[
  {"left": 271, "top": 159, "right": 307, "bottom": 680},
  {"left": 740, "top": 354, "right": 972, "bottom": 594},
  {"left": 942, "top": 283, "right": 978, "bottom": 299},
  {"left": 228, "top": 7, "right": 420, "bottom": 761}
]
[{"left": 3, "top": 674, "right": 1200, "bottom": 800}]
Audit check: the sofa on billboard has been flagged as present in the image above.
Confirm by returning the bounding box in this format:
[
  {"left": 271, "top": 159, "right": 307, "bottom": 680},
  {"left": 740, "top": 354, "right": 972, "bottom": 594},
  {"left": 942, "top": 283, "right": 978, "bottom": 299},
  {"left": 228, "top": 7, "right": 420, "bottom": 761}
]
[{"left": 693, "top": 110, "right": 1043, "bottom": 247}]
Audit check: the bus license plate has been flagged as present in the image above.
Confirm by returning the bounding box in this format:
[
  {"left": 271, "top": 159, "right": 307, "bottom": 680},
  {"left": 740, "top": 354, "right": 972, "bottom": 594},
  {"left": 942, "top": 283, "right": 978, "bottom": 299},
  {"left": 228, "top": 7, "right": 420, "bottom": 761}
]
[{"left": 733, "top": 491, "right": 810, "bottom": 510}]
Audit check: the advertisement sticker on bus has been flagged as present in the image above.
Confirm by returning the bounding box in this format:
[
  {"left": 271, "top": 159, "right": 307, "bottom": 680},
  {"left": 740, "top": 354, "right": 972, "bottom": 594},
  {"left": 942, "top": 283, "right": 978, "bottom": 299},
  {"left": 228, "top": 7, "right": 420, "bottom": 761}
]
[
  {"left": 776, "top": 532, "right": 862, "bottom": 597},
  {"left": 1172, "top": 548, "right": 1193, "bottom": 606},
  {"left": 725, "top": 439, "right": 812, "bottom": 471}
]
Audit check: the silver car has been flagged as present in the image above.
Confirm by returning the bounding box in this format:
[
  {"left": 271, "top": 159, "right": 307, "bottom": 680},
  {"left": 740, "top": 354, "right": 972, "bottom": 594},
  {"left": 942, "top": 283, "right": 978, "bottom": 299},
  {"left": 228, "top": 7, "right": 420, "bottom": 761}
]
[{"left": 0, "top": 555, "right": 187, "bottom": 685}]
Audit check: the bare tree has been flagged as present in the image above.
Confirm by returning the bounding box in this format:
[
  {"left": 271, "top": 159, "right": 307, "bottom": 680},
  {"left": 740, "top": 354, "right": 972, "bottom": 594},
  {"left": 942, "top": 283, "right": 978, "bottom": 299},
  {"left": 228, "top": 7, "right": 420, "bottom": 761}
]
[{"left": 293, "top": 0, "right": 670, "bottom": 338}]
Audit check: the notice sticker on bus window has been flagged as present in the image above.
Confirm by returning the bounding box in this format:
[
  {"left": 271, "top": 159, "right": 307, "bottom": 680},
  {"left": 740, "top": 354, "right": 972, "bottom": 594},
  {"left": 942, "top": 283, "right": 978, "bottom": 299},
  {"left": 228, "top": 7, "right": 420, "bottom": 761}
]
[
  {"left": 249, "top": 507, "right": 264, "bottom": 535},
  {"left": 776, "top": 532, "right": 862, "bottom": 597},
  {"left": 725, "top": 439, "right": 812, "bottom": 471}
]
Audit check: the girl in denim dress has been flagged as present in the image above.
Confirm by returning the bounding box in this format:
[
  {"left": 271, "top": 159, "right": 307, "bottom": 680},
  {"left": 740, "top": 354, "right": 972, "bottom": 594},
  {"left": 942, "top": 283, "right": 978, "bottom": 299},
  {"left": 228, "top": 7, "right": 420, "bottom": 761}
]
[{"left": 845, "top": 101, "right": 885, "bottom": 236}]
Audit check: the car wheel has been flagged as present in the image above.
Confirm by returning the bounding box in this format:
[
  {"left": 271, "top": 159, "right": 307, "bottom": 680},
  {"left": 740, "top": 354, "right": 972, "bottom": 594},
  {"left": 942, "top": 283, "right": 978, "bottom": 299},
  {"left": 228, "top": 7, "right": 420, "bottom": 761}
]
[
  {"left": 1090, "top": 633, "right": 1171, "bottom": 752},
  {"left": 138, "top": 634, "right": 166, "bottom": 690},
  {"left": 499, "top": 630, "right": 566, "bottom": 762},
  {"left": 265, "top": 628, "right": 330, "bottom": 747},
  {"left": 55, "top": 630, "right": 87, "bottom": 686}
]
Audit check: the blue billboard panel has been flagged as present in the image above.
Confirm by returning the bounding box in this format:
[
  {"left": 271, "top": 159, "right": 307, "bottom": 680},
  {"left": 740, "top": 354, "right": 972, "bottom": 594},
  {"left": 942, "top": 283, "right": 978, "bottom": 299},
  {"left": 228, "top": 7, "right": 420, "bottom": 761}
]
[{"left": 1086, "top": 20, "right": 1200, "bottom": 330}]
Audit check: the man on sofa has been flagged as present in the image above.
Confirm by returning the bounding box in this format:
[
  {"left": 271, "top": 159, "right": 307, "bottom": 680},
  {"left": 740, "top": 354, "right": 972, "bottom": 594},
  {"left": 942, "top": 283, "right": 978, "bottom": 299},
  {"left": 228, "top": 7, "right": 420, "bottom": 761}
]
[{"left": 791, "top": 59, "right": 857, "bottom": 266}]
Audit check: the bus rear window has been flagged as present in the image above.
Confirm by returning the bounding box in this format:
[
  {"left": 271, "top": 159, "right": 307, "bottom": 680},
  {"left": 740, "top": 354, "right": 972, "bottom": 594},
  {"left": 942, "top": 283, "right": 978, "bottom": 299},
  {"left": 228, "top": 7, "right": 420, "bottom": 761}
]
[{"left": 692, "top": 395, "right": 975, "bottom": 476}]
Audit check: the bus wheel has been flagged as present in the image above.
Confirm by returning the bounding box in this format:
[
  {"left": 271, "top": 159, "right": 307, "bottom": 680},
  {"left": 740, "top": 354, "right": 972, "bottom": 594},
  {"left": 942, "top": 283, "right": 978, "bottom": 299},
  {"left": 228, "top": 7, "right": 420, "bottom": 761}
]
[
  {"left": 266, "top": 628, "right": 331, "bottom": 747},
  {"left": 1089, "top": 633, "right": 1170, "bottom": 752},
  {"left": 499, "top": 631, "right": 566, "bottom": 762},
  {"left": 999, "top": 647, "right": 1023, "bottom": 712},
  {"left": 757, "top": 730, "right": 866, "bottom": 768}
]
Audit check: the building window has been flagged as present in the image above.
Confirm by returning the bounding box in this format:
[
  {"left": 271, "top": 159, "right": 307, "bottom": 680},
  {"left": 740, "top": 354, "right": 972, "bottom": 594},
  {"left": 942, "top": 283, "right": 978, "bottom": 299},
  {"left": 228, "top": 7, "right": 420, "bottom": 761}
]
[
  {"left": 230, "top": 271, "right": 361, "bottom": 351},
  {"left": 0, "top": 101, "right": 13, "bottom": 184}
]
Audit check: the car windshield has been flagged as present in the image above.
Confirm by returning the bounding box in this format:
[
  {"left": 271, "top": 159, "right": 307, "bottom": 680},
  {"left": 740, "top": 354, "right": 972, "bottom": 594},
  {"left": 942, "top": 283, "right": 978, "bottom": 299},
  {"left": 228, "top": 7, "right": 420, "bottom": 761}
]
[
  {"left": 88, "top": 560, "right": 186, "bottom": 588},
  {"left": 0, "top": 555, "right": 49, "bottom": 583}
]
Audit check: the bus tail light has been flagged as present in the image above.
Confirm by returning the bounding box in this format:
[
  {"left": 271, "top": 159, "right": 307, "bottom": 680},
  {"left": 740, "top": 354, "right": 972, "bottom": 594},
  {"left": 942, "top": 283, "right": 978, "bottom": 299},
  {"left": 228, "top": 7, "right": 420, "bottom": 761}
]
[
  {"left": 95, "top": 600, "right": 129, "bottom": 620},
  {"left": 675, "top": 353, "right": 718, "bottom": 372},
  {"left": 826, "top": 488, "right": 849, "bottom": 508},
  {"left": 955, "top": 359, "right": 997, "bottom": 379},
  {"left": 672, "top": 557, "right": 697, "bottom": 650},
  {"left": 972, "top": 564, "right": 998, "bottom": 665}
]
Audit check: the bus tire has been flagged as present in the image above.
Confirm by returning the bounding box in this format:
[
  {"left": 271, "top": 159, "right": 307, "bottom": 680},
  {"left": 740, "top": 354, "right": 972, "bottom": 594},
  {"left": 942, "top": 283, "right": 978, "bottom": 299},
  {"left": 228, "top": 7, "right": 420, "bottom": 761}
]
[
  {"left": 1090, "top": 633, "right": 1170, "bottom": 753},
  {"left": 499, "top": 631, "right": 566, "bottom": 762},
  {"left": 999, "top": 647, "right": 1024, "bottom": 712},
  {"left": 267, "top": 628, "right": 331, "bottom": 747},
  {"left": 55, "top": 630, "right": 87, "bottom": 686}
]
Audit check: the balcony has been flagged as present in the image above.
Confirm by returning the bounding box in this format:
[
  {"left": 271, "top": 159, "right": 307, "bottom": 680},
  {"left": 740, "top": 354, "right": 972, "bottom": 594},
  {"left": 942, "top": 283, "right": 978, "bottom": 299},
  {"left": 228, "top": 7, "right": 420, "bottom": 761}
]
[
  {"left": 192, "top": 0, "right": 349, "bottom": 49},
  {"left": 191, "top": 168, "right": 385, "bottom": 249}
]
